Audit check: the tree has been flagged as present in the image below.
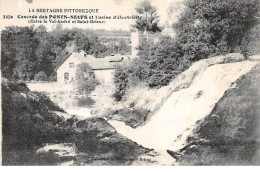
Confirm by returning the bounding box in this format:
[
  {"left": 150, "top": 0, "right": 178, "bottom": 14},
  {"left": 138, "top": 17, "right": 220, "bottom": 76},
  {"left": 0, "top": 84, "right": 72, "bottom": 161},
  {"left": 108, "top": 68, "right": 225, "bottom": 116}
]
[
  {"left": 36, "top": 25, "right": 47, "bottom": 34},
  {"left": 1, "top": 26, "right": 131, "bottom": 81},
  {"left": 173, "top": 0, "right": 260, "bottom": 61},
  {"left": 75, "top": 63, "right": 99, "bottom": 95},
  {"left": 134, "top": 36, "right": 189, "bottom": 88},
  {"left": 35, "top": 35, "right": 56, "bottom": 76},
  {"left": 113, "top": 0, "right": 260, "bottom": 101},
  {"left": 113, "top": 35, "right": 191, "bottom": 101},
  {"left": 167, "top": 1, "right": 186, "bottom": 27},
  {"left": 113, "top": 64, "right": 130, "bottom": 101},
  {"left": 1, "top": 28, "right": 16, "bottom": 79},
  {"left": 34, "top": 71, "right": 48, "bottom": 81},
  {"left": 132, "top": 0, "right": 161, "bottom": 36},
  {"left": 1, "top": 26, "right": 39, "bottom": 80}
]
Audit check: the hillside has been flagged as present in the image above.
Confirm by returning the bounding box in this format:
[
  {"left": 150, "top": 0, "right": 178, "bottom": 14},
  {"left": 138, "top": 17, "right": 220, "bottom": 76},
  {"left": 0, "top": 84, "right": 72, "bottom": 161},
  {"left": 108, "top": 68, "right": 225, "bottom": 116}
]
[
  {"left": 1, "top": 80, "right": 149, "bottom": 165},
  {"left": 98, "top": 53, "right": 256, "bottom": 127},
  {"left": 2, "top": 53, "right": 260, "bottom": 165},
  {"left": 107, "top": 53, "right": 260, "bottom": 165}
]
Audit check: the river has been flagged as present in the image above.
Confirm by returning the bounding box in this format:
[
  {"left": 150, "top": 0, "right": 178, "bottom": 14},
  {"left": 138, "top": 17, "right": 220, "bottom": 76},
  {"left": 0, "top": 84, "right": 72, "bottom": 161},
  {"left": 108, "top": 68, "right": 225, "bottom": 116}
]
[
  {"left": 27, "top": 82, "right": 96, "bottom": 119},
  {"left": 27, "top": 61, "right": 258, "bottom": 165},
  {"left": 49, "top": 93, "right": 95, "bottom": 119}
]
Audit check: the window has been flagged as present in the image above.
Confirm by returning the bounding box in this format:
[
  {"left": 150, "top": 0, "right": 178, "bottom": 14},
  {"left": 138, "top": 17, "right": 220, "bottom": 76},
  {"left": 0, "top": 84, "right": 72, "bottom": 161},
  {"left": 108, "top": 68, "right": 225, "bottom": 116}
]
[
  {"left": 64, "top": 72, "right": 69, "bottom": 80},
  {"left": 69, "top": 62, "right": 74, "bottom": 68}
]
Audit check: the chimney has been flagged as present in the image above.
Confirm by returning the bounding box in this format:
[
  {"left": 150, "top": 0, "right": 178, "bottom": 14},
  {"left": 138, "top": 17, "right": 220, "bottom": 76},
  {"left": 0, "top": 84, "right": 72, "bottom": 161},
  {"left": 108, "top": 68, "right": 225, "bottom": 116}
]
[{"left": 131, "top": 31, "right": 139, "bottom": 58}]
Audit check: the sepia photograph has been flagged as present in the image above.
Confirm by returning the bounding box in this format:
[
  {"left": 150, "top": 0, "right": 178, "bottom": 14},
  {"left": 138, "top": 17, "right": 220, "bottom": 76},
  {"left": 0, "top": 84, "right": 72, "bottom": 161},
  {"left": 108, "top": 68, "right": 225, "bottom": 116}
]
[{"left": 0, "top": 0, "right": 260, "bottom": 166}]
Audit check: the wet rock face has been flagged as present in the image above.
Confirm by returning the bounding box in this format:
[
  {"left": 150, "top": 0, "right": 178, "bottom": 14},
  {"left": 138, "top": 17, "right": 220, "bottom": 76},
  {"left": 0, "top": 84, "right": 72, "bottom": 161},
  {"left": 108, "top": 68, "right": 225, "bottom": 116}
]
[
  {"left": 72, "top": 117, "right": 150, "bottom": 165},
  {"left": 2, "top": 81, "right": 70, "bottom": 148},
  {"left": 2, "top": 81, "right": 75, "bottom": 165},
  {"left": 106, "top": 108, "right": 150, "bottom": 128},
  {"left": 2, "top": 80, "right": 149, "bottom": 165},
  {"left": 175, "top": 65, "right": 260, "bottom": 165}
]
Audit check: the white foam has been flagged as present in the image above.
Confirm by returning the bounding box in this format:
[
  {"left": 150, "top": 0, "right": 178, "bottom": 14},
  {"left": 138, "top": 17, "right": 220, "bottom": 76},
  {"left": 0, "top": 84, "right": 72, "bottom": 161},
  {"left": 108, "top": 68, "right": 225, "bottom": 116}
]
[{"left": 109, "top": 61, "right": 258, "bottom": 165}]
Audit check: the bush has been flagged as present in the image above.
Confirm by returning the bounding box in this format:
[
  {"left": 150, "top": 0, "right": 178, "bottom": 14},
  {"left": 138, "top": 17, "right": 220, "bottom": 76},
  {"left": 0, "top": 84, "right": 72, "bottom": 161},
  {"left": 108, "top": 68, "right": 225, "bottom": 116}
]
[
  {"left": 34, "top": 71, "right": 48, "bottom": 81},
  {"left": 49, "top": 72, "right": 57, "bottom": 81},
  {"left": 75, "top": 63, "right": 99, "bottom": 95},
  {"left": 113, "top": 64, "right": 129, "bottom": 101},
  {"left": 134, "top": 36, "right": 192, "bottom": 88},
  {"left": 113, "top": 36, "right": 192, "bottom": 101}
]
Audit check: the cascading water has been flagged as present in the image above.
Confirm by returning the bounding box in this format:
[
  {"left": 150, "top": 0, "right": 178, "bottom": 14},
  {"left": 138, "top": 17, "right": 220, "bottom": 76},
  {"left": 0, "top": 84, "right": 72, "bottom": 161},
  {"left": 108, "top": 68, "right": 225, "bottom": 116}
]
[{"left": 109, "top": 61, "right": 258, "bottom": 165}]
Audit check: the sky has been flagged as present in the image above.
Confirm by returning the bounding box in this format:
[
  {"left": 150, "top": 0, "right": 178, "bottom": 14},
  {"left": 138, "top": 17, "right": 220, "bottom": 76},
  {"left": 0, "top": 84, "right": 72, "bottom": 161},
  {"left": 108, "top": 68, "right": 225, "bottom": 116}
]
[{"left": 0, "top": 0, "right": 185, "bottom": 31}]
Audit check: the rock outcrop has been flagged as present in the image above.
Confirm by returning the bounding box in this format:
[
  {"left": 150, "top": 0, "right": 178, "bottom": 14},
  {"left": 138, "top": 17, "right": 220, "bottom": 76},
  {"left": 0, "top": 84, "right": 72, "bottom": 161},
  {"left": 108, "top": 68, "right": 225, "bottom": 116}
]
[
  {"left": 170, "top": 65, "right": 260, "bottom": 165},
  {"left": 2, "top": 80, "right": 150, "bottom": 165}
]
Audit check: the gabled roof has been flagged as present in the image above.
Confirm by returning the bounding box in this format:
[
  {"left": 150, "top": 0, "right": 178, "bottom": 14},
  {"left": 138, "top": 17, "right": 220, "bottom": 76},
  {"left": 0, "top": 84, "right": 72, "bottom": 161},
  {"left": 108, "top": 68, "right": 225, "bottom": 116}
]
[
  {"left": 82, "top": 56, "right": 115, "bottom": 70},
  {"left": 55, "top": 52, "right": 125, "bottom": 71},
  {"left": 55, "top": 53, "right": 73, "bottom": 70}
]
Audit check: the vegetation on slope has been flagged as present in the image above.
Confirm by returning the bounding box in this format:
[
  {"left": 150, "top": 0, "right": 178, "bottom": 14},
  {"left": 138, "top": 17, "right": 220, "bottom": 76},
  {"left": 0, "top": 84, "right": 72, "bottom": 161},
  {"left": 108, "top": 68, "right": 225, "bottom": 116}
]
[
  {"left": 1, "top": 26, "right": 131, "bottom": 81},
  {"left": 113, "top": 0, "right": 260, "bottom": 100},
  {"left": 102, "top": 53, "right": 247, "bottom": 128},
  {"left": 2, "top": 80, "right": 149, "bottom": 165}
]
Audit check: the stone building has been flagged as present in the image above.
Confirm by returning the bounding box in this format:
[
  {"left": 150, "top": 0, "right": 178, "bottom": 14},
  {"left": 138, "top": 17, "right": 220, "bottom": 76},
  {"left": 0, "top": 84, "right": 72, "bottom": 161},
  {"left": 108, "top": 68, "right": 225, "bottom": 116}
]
[{"left": 56, "top": 51, "right": 128, "bottom": 85}]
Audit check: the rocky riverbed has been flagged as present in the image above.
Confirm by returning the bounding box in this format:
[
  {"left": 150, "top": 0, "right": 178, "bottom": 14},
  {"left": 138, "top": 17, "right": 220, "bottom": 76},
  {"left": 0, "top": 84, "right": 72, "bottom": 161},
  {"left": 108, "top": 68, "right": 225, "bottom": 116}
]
[
  {"left": 1, "top": 80, "right": 151, "bottom": 165},
  {"left": 3, "top": 53, "right": 260, "bottom": 166}
]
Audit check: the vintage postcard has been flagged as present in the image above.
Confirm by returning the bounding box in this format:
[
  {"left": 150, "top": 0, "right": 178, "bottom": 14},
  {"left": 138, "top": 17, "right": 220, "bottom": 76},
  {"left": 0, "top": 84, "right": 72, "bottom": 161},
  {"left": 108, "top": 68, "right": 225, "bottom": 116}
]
[{"left": 0, "top": 0, "right": 260, "bottom": 166}]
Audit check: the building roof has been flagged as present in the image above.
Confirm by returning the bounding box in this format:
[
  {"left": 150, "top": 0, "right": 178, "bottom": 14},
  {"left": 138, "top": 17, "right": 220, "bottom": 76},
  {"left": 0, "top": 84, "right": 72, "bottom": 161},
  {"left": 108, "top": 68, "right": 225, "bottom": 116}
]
[
  {"left": 55, "top": 52, "right": 126, "bottom": 71},
  {"left": 55, "top": 53, "right": 73, "bottom": 70},
  {"left": 105, "top": 54, "right": 124, "bottom": 62},
  {"left": 85, "top": 58, "right": 115, "bottom": 70}
]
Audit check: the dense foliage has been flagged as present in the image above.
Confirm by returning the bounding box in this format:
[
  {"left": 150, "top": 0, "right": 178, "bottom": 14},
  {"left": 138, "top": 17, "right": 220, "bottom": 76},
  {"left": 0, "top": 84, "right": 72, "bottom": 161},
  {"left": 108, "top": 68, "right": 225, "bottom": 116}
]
[
  {"left": 132, "top": 0, "right": 162, "bottom": 33},
  {"left": 113, "top": 0, "right": 260, "bottom": 101},
  {"left": 113, "top": 64, "right": 130, "bottom": 101},
  {"left": 75, "top": 63, "right": 99, "bottom": 95},
  {"left": 1, "top": 25, "right": 131, "bottom": 81},
  {"left": 34, "top": 71, "right": 48, "bottom": 81},
  {"left": 113, "top": 36, "right": 190, "bottom": 101},
  {"left": 174, "top": 0, "right": 260, "bottom": 60}
]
